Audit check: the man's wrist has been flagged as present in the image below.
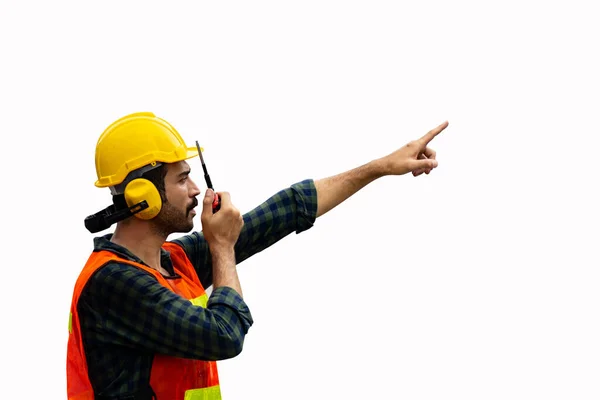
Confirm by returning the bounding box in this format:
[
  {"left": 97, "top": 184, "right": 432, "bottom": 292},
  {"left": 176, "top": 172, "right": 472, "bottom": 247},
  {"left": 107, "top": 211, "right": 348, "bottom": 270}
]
[
  {"left": 210, "top": 244, "right": 235, "bottom": 261},
  {"left": 365, "top": 157, "right": 389, "bottom": 179}
]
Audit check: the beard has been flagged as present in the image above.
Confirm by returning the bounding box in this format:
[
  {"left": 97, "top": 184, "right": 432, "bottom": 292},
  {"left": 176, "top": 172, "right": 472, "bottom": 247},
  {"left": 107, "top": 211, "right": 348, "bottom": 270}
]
[{"left": 151, "top": 199, "right": 197, "bottom": 236}]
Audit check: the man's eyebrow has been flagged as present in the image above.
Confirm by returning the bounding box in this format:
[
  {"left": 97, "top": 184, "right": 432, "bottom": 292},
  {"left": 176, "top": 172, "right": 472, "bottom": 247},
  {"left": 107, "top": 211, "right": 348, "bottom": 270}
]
[{"left": 177, "top": 169, "right": 191, "bottom": 178}]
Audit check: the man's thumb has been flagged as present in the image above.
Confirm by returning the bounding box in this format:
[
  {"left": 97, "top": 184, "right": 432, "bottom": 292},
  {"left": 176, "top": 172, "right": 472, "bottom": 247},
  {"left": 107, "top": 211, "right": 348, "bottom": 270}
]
[
  {"left": 413, "top": 159, "right": 438, "bottom": 170},
  {"left": 202, "top": 189, "right": 214, "bottom": 216}
]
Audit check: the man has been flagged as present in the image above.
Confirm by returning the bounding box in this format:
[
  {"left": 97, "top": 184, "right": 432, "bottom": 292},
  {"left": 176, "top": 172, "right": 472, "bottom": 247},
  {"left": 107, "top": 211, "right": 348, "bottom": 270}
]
[{"left": 67, "top": 111, "right": 448, "bottom": 400}]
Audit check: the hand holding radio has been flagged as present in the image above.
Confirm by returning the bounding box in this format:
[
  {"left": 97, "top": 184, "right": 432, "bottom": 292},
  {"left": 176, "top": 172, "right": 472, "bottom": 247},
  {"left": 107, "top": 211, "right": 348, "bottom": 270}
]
[
  {"left": 195, "top": 141, "right": 240, "bottom": 249},
  {"left": 201, "top": 189, "right": 243, "bottom": 250}
]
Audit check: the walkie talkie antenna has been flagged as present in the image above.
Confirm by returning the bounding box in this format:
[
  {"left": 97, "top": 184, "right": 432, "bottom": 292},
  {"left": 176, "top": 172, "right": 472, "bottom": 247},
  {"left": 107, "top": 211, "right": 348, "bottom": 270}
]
[
  {"left": 195, "top": 141, "right": 220, "bottom": 213},
  {"left": 196, "top": 141, "right": 213, "bottom": 189}
]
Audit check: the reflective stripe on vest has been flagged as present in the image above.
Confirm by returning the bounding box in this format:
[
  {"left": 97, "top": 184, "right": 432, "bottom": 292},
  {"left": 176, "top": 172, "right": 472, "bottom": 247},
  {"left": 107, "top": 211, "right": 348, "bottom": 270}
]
[
  {"left": 67, "top": 242, "right": 220, "bottom": 400},
  {"left": 190, "top": 293, "right": 208, "bottom": 308},
  {"left": 185, "top": 385, "right": 222, "bottom": 400}
]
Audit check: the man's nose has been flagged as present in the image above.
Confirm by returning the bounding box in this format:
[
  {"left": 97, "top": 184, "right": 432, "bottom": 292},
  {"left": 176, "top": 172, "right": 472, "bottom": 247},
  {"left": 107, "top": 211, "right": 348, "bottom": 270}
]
[{"left": 189, "top": 178, "right": 201, "bottom": 196}]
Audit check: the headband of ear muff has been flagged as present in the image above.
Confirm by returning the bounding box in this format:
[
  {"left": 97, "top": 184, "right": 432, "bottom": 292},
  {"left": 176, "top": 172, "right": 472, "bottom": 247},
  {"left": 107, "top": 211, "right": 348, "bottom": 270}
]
[{"left": 124, "top": 178, "right": 162, "bottom": 220}]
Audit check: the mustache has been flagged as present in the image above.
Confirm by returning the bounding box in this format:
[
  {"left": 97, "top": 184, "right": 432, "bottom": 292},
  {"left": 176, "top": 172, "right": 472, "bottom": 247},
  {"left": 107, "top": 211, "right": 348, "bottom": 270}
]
[{"left": 187, "top": 198, "right": 199, "bottom": 212}]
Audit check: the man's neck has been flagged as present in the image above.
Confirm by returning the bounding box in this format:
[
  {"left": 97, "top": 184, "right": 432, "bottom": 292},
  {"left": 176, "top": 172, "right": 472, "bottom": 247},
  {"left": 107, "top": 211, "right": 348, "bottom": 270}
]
[{"left": 111, "top": 223, "right": 169, "bottom": 274}]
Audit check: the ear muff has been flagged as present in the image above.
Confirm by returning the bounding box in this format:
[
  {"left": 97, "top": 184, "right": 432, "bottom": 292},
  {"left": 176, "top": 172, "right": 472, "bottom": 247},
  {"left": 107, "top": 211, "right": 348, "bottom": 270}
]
[{"left": 124, "top": 178, "right": 162, "bottom": 220}]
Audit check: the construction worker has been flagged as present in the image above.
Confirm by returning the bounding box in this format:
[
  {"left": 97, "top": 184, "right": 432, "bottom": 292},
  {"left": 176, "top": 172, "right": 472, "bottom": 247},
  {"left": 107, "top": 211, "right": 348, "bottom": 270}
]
[{"left": 67, "top": 111, "right": 448, "bottom": 400}]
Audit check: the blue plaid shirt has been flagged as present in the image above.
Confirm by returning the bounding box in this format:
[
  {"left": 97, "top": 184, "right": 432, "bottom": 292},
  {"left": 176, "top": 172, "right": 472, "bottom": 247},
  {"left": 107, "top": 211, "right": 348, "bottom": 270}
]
[{"left": 77, "top": 179, "right": 318, "bottom": 397}]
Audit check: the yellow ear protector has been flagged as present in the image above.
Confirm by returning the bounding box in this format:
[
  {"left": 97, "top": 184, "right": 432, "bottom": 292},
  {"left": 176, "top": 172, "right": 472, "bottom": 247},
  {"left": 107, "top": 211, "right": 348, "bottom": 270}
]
[
  {"left": 123, "top": 178, "right": 162, "bottom": 220},
  {"left": 84, "top": 163, "right": 164, "bottom": 233}
]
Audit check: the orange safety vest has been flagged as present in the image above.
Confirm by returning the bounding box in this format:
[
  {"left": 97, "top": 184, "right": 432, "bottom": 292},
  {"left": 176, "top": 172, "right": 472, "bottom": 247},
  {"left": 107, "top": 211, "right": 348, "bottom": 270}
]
[{"left": 67, "top": 242, "right": 222, "bottom": 400}]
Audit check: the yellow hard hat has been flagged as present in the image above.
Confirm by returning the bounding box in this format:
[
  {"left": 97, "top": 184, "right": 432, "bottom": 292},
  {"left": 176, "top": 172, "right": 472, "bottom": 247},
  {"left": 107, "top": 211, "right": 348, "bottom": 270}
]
[{"left": 94, "top": 112, "right": 201, "bottom": 188}]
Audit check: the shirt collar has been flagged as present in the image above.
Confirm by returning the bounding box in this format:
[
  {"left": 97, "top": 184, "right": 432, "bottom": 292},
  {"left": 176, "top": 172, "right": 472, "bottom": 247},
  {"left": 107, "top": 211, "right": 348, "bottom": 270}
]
[{"left": 93, "top": 233, "right": 175, "bottom": 274}]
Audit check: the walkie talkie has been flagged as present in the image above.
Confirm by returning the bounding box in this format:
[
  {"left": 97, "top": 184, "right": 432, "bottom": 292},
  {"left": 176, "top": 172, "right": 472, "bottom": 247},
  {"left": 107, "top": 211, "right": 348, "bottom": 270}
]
[{"left": 196, "top": 141, "right": 221, "bottom": 213}]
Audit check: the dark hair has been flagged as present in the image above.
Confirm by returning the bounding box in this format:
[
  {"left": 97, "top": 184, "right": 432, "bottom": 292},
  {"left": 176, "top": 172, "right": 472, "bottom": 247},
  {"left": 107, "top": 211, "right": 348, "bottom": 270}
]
[{"left": 142, "top": 164, "right": 168, "bottom": 203}]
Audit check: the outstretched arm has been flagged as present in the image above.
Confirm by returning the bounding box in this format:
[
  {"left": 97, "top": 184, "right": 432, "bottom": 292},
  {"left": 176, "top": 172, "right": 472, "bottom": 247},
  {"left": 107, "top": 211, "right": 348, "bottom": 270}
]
[
  {"left": 314, "top": 121, "right": 449, "bottom": 218},
  {"left": 172, "top": 121, "right": 448, "bottom": 281}
]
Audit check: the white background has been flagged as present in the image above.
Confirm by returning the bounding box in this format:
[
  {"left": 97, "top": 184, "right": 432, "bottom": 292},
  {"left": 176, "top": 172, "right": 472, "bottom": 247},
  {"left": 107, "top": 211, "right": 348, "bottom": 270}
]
[{"left": 1, "top": 1, "right": 599, "bottom": 399}]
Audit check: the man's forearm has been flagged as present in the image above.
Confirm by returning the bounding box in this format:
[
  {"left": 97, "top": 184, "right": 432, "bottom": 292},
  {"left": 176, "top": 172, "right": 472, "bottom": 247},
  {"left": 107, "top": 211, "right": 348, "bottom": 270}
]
[
  {"left": 210, "top": 246, "right": 243, "bottom": 297},
  {"left": 314, "top": 158, "right": 387, "bottom": 218}
]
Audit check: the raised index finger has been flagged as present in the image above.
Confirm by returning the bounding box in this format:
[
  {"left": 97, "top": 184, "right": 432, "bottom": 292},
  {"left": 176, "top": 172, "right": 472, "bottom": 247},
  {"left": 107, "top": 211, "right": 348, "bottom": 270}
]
[{"left": 419, "top": 121, "right": 449, "bottom": 145}]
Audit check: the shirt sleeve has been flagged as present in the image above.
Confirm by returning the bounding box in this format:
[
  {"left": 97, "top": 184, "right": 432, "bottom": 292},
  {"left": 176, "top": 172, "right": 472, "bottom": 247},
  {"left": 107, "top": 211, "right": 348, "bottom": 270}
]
[
  {"left": 172, "top": 178, "right": 318, "bottom": 288},
  {"left": 79, "top": 262, "right": 253, "bottom": 361}
]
